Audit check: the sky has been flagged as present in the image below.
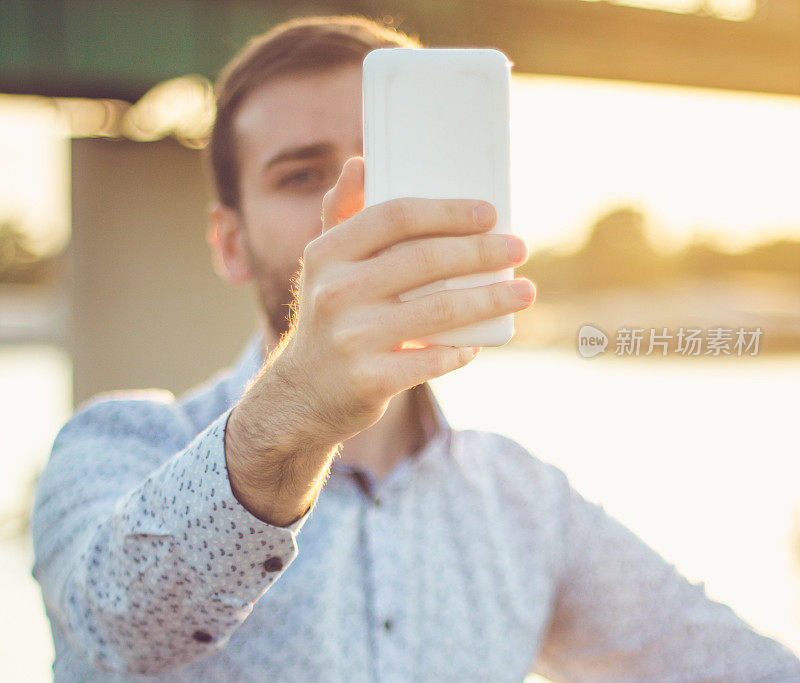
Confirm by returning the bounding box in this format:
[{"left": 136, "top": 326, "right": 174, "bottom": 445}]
[
  {"left": 0, "top": 97, "right": 70, "bottom": 254},
  {"left": 510, "top": 74, "right": 800, "bottom": 253}
]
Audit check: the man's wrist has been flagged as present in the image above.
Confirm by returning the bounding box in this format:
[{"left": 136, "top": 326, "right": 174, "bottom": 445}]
[{"left": 223, "top": 393, "right": 338, "bottom": 528}]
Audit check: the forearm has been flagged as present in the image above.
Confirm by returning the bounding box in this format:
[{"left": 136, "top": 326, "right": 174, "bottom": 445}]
[
  {"left": 32, "top": 399, "right": 310, "bottom": 675},
  {"left": 225, "top": 357, "right": 344, "bottom": 527}
]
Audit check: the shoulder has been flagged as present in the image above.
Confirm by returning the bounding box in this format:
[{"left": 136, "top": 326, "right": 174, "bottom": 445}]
[
  {"left": 448, "top": 428, "right": 576, "bottom": 577},
  {"left": 53, "top": 389, "right": 193, "bottom": 454},
  {"left": 176, "top": 366, "right": 236, "bottom": 434},
  {"left": 456, "top": 428, "right": 569, "bottom": 489},
  {"left": 47, "top": 362, "right": 238, "bottom": 470},
  {"left": 33, "top": 390, "right": 196, "bottom": 544},
  {"left": 453, "top": 427, "right": 573, "bottom": 518}
]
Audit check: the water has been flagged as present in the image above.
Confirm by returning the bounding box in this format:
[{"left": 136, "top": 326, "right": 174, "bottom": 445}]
[{"left": 0, "top": 345, "right": 70, "bottom": 681}]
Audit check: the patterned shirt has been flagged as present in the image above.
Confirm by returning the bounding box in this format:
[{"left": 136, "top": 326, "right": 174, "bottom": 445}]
[{"left": 31, "top": 333, "right": 800, "bottom": 681}]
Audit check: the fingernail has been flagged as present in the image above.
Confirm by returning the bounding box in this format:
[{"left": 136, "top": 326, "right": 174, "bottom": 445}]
[
  {"left": 509, "top": 279, "right": 533, "bottom": 301},
  {"left": 473, "top": 203, "right": 496, "bottom": 229},
  {"left": 507, "top": 237, "right": 527, "bottom": 262}
]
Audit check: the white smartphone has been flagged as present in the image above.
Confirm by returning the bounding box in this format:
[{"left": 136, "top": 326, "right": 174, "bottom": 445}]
[{"left": 362, "top": 47, "right": 515, "bottom": 348}]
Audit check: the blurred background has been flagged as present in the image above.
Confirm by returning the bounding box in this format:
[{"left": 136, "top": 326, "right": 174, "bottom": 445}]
[{"left": 1, "top": 0, "right": 798, "bottom": 679}]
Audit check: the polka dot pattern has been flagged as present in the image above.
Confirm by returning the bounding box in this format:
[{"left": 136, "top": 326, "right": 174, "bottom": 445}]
[{"left": 30, "top": 334, "right": 800, "bottom": 680}]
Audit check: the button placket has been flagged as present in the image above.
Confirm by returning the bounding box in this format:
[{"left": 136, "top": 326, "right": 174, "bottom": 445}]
[{"left": 366, "top": 486, "right": 403, "bottom": 682}]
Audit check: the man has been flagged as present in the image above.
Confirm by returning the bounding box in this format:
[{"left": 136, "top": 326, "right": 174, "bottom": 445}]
[{"left": 31, "top": 14, "right": 800, "bottom": 682}]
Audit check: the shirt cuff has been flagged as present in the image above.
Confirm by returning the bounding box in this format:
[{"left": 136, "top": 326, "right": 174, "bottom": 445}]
[{"left": 116, "top": 406, "right": 313, "bottom": 618}]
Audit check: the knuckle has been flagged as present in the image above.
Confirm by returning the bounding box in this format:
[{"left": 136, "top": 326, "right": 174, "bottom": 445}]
[
  {"left": 313, "top": 283, "right": 341, "bottom": 315},
  {"left": 330, "top": 323, "right": 361, "bottom": 353},
  {"left": 350, "top": 362, "right": 385, "bottom": 401},
  {"left": 488, "top": 282, "right": 506, "bottom": 310},
  {"left": 302, "top": 237, "right": 322, "bottom": 265},
  {"left": 446, "top": 201, "right": 465, "bottom": 229},
  {"left": 476, "top": 236, "right": 495, "bottom": 269},
  {"left": 331, "top": 307, "right": 374, "bottom": 350},
  {"left": 427, "top": 349, "right": 448, "bottom": 377},
  {"left": 412, "top": 241, "right": 438, "bottom": 273},
  {"left": 430, "top": 292, "right": 455, "bottom": 323},
  {"left": 311, "top": 284, "right": 333, "bottom": 313},
  {"left": 383, "top": 198, "right": 413, "bottom": 233},
  {"left": 312, "top": 273, "right": 357, "bottom": 315}
]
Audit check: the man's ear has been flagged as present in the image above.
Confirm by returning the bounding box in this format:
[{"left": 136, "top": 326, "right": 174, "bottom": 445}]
[{"left": 206, "top": 202, "right": 252, "bottom": 285}]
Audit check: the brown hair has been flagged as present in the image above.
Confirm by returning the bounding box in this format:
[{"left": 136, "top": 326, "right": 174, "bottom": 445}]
[{"left": 207, "top": 14, "right": 422, "bottom": 209}]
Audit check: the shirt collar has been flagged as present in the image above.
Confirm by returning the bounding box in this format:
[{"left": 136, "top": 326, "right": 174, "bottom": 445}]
[{"left": 227, "top": 331, "right": 454, "bottom": 470}]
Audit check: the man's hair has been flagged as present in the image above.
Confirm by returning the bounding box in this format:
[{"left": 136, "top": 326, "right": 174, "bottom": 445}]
[{"left": 207, "top": 15, "right": 422, "bottom": 210}]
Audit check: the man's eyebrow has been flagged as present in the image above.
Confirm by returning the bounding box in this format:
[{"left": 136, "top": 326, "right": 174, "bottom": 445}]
[{"left": 262, "top": 142, "right": 336, "bottom": 172}]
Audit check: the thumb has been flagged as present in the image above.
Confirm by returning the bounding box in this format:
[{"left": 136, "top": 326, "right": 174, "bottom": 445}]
[{"left": 321, "top": 156, "right": 364, "bottom": 233}]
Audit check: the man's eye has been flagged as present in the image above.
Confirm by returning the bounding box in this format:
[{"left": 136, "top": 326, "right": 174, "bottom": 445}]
[{"left": 279, "top": 169, "right": 325, "bottom": 189}]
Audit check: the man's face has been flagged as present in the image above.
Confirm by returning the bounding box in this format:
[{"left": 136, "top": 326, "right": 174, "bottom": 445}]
[{"left": 229, "top": 64, "right": 364, "bottom": 338}]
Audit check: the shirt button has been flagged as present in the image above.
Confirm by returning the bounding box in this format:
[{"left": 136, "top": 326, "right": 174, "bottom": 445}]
[
  {"left": 383, "top": 618, "right": 393, "bottom": 632},
  {"left": 192, "top": 630, "right": 213, "bottom": 643},
  {"left": 373, "top": 497, "right": 382, "bottom": 508},
  {"left": 263, "top": 556, "right": 284, "bottom": 572}
]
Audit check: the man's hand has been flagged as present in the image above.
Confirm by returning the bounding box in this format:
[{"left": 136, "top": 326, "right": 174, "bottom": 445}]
[
  {"left": 225, "top": 156, "right": 534, "bottom": 526},
  {"left": 281, "top": 155, "right": 533, "bottom": 440}
]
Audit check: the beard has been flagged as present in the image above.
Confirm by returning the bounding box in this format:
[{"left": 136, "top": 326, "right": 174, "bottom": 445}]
[
  {"left": 238, "top": 224, "right": 303, "bottom": 342},
  {"left": 236, "top": 226, "right": 302, "bottom": 340},
  {"left": 254, "top": 261, "right": 302, "bottom": 342}
]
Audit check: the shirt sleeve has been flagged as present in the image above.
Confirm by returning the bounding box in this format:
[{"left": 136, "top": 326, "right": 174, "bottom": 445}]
[
  {"left": 31, "top": 392, "right": 313, "bottom": 675},
  {"left": 531, "top": 467, "right": 800, "bottom": 682}
]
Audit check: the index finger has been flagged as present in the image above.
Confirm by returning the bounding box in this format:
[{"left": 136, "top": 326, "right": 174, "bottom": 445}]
[{"left": 322, "top": 197, "right": 497, "bottom": 262}]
